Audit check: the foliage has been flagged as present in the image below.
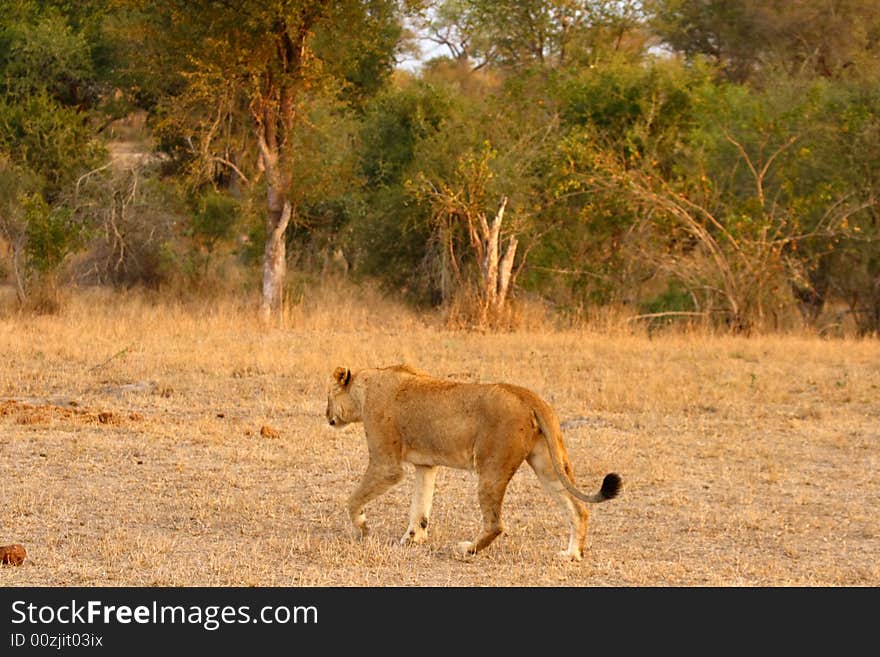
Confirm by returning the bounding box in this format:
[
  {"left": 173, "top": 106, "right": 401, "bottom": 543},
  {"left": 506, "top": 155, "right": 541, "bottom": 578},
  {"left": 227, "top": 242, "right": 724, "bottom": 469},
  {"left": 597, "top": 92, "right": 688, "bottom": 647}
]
[
  {"left": 71, "top": 162, "right": 186, "bottom": 289},
  {"left": 0, "top": 0, "right": 878, "bottom": 332},
  {"left": 22, "top": 194, "right": 81, "bottom": 274},
  {"left": 650, "top": 0, "right": 880, "bottom": 81},
  {"left": 0, "top": 2, "right": 106, "bottom": 306}
]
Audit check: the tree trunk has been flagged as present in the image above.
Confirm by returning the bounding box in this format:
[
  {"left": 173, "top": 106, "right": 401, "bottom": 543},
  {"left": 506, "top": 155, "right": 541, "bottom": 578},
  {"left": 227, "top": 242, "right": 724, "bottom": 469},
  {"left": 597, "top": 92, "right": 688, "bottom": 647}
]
[
  {"left": 11, "top": 239, "right": 27, "bottom": 304},
  {"left": 254, "top": 103, "right": 294, "bottom": 323},
  {"left": 792, "top": 257, "right": 829, "bottom": 326},
  {"left": 252, "top": 16, "right": 308, "bottom": 323},
  {"left": 478, "top": 196, "right": 517, "bottom": 321},
  {"left": 481, "top": 200, "right": 501, "bottom": 309},
  {"left": 259, "top": 199, "right": 292, "bottom": 323},
  {"left": 1, "top": 226, "right": 27, "bottom": 304},
  {"left": 496, "top": 234, "right": 518, "bottom": 311}
]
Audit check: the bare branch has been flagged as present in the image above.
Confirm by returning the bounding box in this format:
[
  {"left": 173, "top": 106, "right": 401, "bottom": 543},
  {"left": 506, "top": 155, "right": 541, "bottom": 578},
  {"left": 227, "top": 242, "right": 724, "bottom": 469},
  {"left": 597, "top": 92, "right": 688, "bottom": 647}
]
[
  {"left": 625, "top": 311, "right": 709, "bottom": 323},
  {"left": 724, "top": 131, "right": 799, "bottom": 208},
  {"left": 212, "top": 157, "right": 251, "bottom": 185},
  {"left": 74, "top": 163, "right": 113, "bottom": 201}
]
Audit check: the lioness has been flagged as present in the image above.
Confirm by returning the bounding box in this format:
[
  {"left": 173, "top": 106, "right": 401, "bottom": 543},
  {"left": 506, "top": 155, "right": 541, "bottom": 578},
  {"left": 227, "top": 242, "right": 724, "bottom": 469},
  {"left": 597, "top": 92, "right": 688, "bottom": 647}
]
[{"left": 325, "top": 364, "right": 621, "bottom": 560}]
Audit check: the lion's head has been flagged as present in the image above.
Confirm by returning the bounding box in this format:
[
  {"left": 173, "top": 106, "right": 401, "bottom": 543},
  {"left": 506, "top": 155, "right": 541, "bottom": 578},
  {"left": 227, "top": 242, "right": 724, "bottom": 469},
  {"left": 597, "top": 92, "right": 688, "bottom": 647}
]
[{"left": 326, "top": 366, "right": 359, "bottom": 427}]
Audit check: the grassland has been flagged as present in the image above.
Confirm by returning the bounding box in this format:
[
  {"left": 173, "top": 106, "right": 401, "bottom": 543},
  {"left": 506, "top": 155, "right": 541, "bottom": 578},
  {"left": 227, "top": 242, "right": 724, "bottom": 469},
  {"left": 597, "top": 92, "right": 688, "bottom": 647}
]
[{"left": 0, "top": 284, "right": 877, "bottom": 586}]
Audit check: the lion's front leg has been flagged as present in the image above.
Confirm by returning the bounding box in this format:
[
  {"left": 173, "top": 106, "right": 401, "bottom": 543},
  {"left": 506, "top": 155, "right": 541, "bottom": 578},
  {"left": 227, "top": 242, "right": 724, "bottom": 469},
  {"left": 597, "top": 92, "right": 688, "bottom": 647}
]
[
  {"left": 400, "top": 465, "right": 439, "bottom": 545},
  {"left": 347, "top": 461, "right": 403, "bottom": 540}
]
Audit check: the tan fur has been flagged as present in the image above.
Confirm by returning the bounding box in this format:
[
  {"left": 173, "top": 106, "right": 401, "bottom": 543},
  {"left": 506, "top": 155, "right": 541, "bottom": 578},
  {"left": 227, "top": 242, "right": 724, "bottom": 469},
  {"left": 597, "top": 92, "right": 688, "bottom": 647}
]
[{"left": 326, "top": 364, "right": 622, "bottom": 560}]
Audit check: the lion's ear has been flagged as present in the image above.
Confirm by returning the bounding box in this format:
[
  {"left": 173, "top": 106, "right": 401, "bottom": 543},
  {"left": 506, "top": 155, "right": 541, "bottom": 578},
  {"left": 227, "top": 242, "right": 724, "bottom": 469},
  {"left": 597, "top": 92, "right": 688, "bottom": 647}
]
[{"left": 332, "top": 367, "right": 351, "bottom": 388}]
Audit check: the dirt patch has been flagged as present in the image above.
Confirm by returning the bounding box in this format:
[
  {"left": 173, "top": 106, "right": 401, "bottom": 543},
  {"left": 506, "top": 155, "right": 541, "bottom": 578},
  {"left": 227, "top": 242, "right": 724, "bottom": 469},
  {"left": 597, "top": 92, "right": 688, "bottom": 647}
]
[
  {"left": 260, "top": 424, "right": 280, "bottom": 439},
  {"left": 0, "top": 399, "right": 144, "bottom": 428},
  {"left": 0, "top": 544, "right": 26, "bottom": 566}
]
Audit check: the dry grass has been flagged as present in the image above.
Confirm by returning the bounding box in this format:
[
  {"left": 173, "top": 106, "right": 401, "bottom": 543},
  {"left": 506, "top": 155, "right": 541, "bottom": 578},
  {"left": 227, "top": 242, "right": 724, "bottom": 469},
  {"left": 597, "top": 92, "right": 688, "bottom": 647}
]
[{"left": 0, "top": 284, "right": 878, "bottom": 586}]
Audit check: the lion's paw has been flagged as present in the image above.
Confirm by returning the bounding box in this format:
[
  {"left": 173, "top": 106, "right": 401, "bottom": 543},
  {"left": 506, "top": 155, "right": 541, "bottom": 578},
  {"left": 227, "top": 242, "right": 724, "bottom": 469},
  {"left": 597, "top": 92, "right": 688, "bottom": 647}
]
[
  {"left": 455, "top": 541, "right": 475, "bottom": 558},
  {"left": 400, "top": 528, "right": 427, "bottom": 546},
  {"left": 557, "top": 548, "right": 583, "bottom": 562}
]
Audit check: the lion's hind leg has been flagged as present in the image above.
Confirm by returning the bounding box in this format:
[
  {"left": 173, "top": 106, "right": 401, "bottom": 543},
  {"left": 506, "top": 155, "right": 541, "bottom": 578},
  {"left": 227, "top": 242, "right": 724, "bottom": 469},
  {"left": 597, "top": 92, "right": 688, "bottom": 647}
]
[
  {"left": 400, "top": 465, "right": 439, "bottom": 545},
  {"left": 526, "top": 441, "right": 589, "bottom": 561},
  {"left": 455, "top": 469, "right": 514, "bottom": 558}
]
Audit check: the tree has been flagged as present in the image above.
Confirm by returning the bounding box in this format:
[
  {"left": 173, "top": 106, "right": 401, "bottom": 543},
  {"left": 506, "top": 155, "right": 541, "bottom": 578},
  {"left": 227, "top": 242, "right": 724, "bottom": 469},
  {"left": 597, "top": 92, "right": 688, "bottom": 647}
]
[
  {"left": 511, "top": 57, "right": 699, "bottom": 313},
  {"left": 805, "top": 80, "right": 880, "bottom": 334},
  {"left": 353, "top": 79, "right": 457, "bottom": 300},
  {"left": 123, "top": 0, "right": 410, "bottom": 321},
  {"left": 0, "top": 157, "right": 33, "bottom": 304},
  {"left": 574, "top": 77, "right": 871, "bottom": 331},
  {"left": 650, "top": 0, "right": 880, "bottom": 82},
  {"left": 417, "top": 0, "right": 647, "bottom": 71},
  {"left": 0, "top": 2, "right": 106, "bottom": 307},
  {"left": 414, "top": 145, "right": 520, "bottom": 324}
]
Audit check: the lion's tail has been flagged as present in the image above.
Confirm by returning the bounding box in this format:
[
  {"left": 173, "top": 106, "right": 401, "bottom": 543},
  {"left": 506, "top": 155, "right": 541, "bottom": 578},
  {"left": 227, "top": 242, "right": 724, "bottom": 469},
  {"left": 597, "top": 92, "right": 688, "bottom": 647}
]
[{"left": 532, "top": 408, "right": 622, "bottom": 504}]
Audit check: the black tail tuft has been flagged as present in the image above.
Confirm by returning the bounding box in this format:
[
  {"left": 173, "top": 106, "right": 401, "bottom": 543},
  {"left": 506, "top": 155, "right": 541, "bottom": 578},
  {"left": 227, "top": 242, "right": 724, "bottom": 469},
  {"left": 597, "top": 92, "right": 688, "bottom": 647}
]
[{"left": 600, "top": 473, "right": 622, "bottom": 500}]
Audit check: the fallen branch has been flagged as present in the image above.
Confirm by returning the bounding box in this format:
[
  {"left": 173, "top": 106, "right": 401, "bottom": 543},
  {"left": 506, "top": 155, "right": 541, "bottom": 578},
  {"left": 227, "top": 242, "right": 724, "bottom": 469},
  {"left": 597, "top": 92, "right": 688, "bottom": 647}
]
[
  {"left": 87, "top": 344, "right": 135, "bottom": 373},
  {"left": 625, "top": 311, "right": 708, "bottom": 323}
]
